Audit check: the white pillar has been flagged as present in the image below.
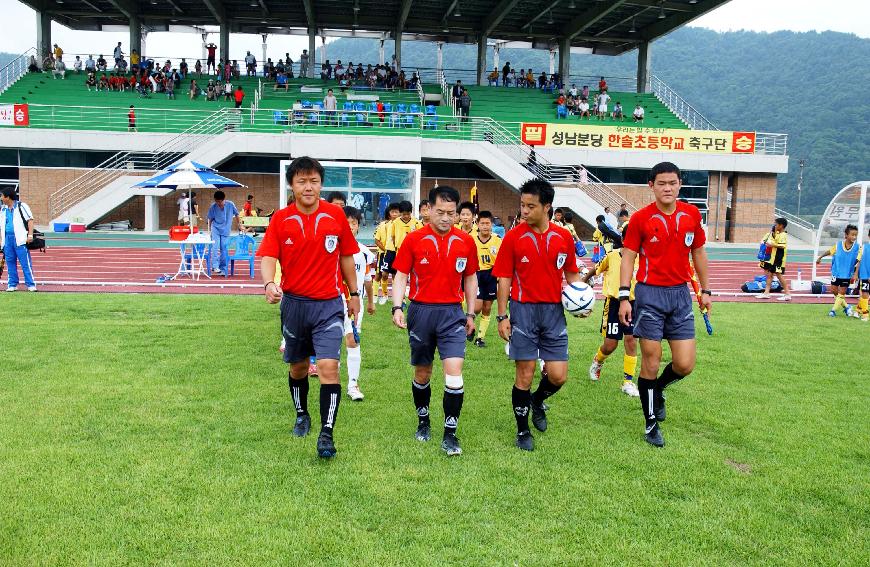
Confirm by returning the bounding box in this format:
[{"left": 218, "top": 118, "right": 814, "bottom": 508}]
[
  {"left": 144, "top": 195, "right": 160, "bottom": 233},
  {"left": 548, "top": 48, "right": 555, "bottom": 75},
  {"left": 378, "top": 37, "right": 385, "bottom": 65},
  {"left": 321, "top": 36, "right": 327, "bottom": 64},
  {"left": 493, "top": 46, "right": 500, "bottom": 73},
  {"left": 261, "top": 34, "right": 267, "bottom": 74},
  {"left": 436, "top": 42, "right": 443, "bottom": 74},
  {"left": 140, "top": 31, "right": 148, "bottom": 60},
  {"left": 201, "top": 33, "right": 208, "bottom": 61}
]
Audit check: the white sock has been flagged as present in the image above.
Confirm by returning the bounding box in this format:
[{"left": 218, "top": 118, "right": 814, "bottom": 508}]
[{"left": 347, "top": 346, "right": 361, "bottom": 387}]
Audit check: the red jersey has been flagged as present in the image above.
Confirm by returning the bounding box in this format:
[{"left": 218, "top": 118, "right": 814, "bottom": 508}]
[
  {"left": 234, "top": 89, "right": 244, "bottom": 104},
  {"left": 392, "top": 224, "right": 478, "bottom": 304},
  {"left": 256, "top": 199, "right": 359, "bottom": 299},
  {"left": 128, "top": 109, "right": 135, "bottom": 122},
  {"left": 622, "top": 200, "right": 706, "bottom": 286},
  {"left": 492, "top": 222, "right": 578, "bottom": 303}
]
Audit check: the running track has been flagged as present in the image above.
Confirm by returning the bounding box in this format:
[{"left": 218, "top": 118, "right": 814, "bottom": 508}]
[{"left": 22, "top": 246, "right": 837, "bottom": 303}]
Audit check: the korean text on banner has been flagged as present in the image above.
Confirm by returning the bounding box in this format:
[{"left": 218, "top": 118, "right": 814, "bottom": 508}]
[{"left": 0, "top": 104, "right": 29, "bottom": 126}]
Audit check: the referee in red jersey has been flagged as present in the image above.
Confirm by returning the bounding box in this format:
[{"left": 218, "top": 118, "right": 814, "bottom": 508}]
[
  {"left": 618, "top": 162, "right": 712, "bottom": 447},
  {"left": 391, "top": 185, "right": 478, "bottom": 456},
  {"left": 257, "top": 156, "right": 361, "bottom": 459},
  {"left": 493, "top": 179, "right": 579, "bottom": 452}
]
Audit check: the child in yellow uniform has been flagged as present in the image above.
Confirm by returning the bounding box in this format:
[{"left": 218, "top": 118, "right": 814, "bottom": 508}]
[
  {"left": 756, "top": 217, "right": 792, "bottom": 300},
  {"left": 373, "top": 202, "right": 400, "bottom": 305},
  {"left": 853, "top": 229, "right": 870, "bottom": 322},
  {"left": 472, "top": 211, "right": 502, "bottom": 347}
]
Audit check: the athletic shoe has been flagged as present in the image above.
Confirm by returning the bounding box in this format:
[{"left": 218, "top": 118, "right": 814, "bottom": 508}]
[
  {"left": 474, "top": 338, "right": 486, "bottom": 348},
  {"left": 308, "top": 363, "right": 318, "bottom": 376},
  {"left": 530, "top": 400, "right": 548, "bottom": 432},
  {"left": 292, "top": 414, "right": 311, "bottom": 437},
  {"left": 755, "top": 293, "right": 771, "bottom": 299},
  {"left": 644, "top": 422, "right": 665, "bottom": 447},
  {"left": 589, "top": 359, "right": 603, "bottom": 381},
  {"left": 850, "top": 309, "right": 861, "bottom": 319},
  {"left": 415, "top": 422, "right": 431, "bottom": 442},
  {"left": 777, "top": 294, "right": 791, "bottom": 301},
  {"left": 844, "top": 306, "right": 854, "bottom": 317},
  {"left": 441, "top": 432, "right": 462, "bottom": 456},
  {"left": 27, "top": 286, "right": 37, "bottom": 292},
  {"left": 828, "top": 310, "right": 836, "bottom": 317},
  {"left": 316, "top": 431, "right": 337, "bottom": 458},
  {"left": 515, "top": 431, "right": 534, "bottom": 452},
  {"left": 862, "top": 314, "right": 869, "bottom": 322},
  {"left": 621, "top": 381, "right": 640, "bottom": 397},
  {"left": 347, "top": 384, "right": 364, "bottom": 401},
  {"left": 5, "top": 287, "right": 15, "bottom": 292},
  {"left": 653, "top": 390, "right": 666, "bottom": 422},
  {"left": 377, "top": 295, "right": 387, "bottom": 305}
]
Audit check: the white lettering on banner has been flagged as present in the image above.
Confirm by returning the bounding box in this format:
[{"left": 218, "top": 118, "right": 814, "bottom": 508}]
[{"left": 0, "top": 104, "right": 29, "bottom": 126}]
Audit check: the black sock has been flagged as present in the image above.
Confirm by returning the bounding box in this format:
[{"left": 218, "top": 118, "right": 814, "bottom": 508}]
[
  {"left": 512, "top": 386, "right": 531, "bottom": 433},
  {"left": 532, "top": 373, "right": 562, "bottom": 405},
  {"left": 638, "top": 377, "right": 657, "bottom": 429},
  {"left": 319, "top": 383, "right": 341, "bottom": 435},
  {"left": 412, "top": 380, "right": 431, "bottom": 425},
  {"left": 657, "top": 362, "right": 685, "bottom": 392},
  {"left": 289, "top": 373, "right": 309, "bottom": 416},
  {"left": 443, "top": 386, "right": 464, "bottom": 435}
]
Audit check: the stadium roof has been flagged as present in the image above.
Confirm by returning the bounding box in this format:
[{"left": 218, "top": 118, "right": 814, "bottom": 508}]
[{"left": 22, "top": 0, "right": 730, "bottom": 55}]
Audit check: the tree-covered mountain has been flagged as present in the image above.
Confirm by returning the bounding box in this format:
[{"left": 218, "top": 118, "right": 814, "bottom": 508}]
[{"left": 317, "top": 27, "right": 869, "bottom": 216}]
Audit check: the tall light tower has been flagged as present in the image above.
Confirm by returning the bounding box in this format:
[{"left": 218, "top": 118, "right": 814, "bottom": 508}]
[{"left": 797, "top": 158, "right": 806, "bottom": 217}]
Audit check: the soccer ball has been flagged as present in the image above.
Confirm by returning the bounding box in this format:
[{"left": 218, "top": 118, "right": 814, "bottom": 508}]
[{"left": 562, "top": 282, "right": 595, "bottom": 318}]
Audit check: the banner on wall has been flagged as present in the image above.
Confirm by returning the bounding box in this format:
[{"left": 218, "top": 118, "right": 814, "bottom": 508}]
[
  {"left": 520, "top": 122, "right": 755, "bottom": 154},
  {"left": 0, "top": 104, "right": 29, "bottom": 126}
]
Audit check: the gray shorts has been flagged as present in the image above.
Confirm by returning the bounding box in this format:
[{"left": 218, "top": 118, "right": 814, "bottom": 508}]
[
  {"left": 508, "top": 300, "right": 568, "bottom": 362},
  {"left": 280, "top": 293, "right": 345, "bottom": 363},
  {"left": 633, "top": 282, "right": 695, "bottom": 342},
  {"left": 407, "top": 301, "right": 467, "bottom": 367}
]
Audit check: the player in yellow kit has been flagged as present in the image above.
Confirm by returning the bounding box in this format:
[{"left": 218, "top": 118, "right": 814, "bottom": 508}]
[
  {"left": 389, "top": 200, "right": 424, "bottom": 252},
  {"left": 471, "top": 211, "right": 502, "bottom": 347},
  {"left": 373, "top": 202, "right": 400, "bottom": 305},
  {"left": 455, "top": 201, "right": 478, "bottom": 238}
]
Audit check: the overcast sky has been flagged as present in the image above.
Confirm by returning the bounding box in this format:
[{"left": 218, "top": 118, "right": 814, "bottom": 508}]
[{"left": 0, "top": 0, "right": 867, "bottom": 61}]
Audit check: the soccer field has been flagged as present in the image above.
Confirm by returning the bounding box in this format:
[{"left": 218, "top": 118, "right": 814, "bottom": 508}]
[{"left": 1, "top": 294, "right": 866, "bottom": 565}]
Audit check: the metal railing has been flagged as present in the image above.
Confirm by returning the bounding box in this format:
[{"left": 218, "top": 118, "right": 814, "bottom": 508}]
[
  {"left": 755, "top": 132, "right": 788, "bottom": 156},
  {"left": 775, "top": 207, "right": 815, "bottom": 230},
  {"left": 650, "top": 75, "right": 717, "bottom": 131},
  {"left": 49, "top": 107, "right": 235, "bottom": 219},
  {"left": 0, "top": 47, "right": 36, "bottom": 95},
  {"left": 26, "top": 104, "right": 217, "bottom": 133}
]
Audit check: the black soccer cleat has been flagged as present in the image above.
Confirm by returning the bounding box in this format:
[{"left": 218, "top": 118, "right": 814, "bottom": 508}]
[
  {"left": 292, "top": 414, "right": 311, "bottom": 437},
  {"left": 515, "top": 431, "right": 534, "bottom": 452},
  {"left": 317, "top": 431, "right": 337, "bottom": 458},
  {"left": 474, "top": 338, "right": 486, "bottom": 348},
  {"left": 653, "top": 390, "right": 666, "bottom": 422},
  {"left": 644, "top": 422, "right": 665, "bottom": 447},
  {"left": 531, "top": 400, "right": 548, "bottom": 432},
  {"left": 441, "top": 432, "right": 462, "bottom": 456},
  {"left": 415, "top": 422, "right": 431, "bottom": 442}
]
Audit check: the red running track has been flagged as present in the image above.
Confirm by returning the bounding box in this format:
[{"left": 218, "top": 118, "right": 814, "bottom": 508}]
[{"left": 24, "top": 246, "right": 836, "bottom": 303}]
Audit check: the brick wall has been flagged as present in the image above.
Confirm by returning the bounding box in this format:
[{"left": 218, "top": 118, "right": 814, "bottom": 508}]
[
  {"left": 729, "top": 173, "right": 777, "bottom": 243},
  {"left": 18, "top": 167, "right": 83, "bottom": 225},
  {"left": 420, "top": 178, "right": 519, "bottom": 227},
  {"left": 706, "top": 172, "right": 731, "bottom": 242}
]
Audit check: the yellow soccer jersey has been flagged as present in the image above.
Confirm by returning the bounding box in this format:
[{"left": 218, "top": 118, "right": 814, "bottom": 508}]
[
  {"left": 455, "top": 222, "right": 478, "bottom": 238},
  {"left": 389, "top": 217, "right": 423, "bottom": 251},
  {"left": 474, "top": 233, "right": 502, "bottom": 270},
  {"left": 765, "top": 230, "right": 788, "bottom": 266},
  {"left": 374, "top": 220, "right": 392, "bottom": 252},
  {"left": 592, "top": 228, "right": 614, "bottom": 253},
  {"left": 596, "top": 249, "right": 637, "bottom": 299}
]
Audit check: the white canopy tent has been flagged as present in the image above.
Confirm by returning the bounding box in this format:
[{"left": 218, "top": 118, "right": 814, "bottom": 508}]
[{"left": 812, "top": 181, "right": 870, "bottom": 282}]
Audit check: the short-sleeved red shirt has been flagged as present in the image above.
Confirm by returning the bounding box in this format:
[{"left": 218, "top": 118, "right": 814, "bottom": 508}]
[
  {"left": 256, "top": 199, "right": 359, "bottom": 299},
  {"left": 492, "top": 222, "right": 579, "bottom": 303},
  {"left": 392, "top": 224, "right": 478, "bottom": 304},
  {"left": 622, "top": 200, "right": 706, "bottom": 286}
]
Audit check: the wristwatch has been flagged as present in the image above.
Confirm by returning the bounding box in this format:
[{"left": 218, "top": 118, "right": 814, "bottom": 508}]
[
  {"left": 466, "top": 312, "right": 476, "bottom": 319},
  {"left": 701, "top": 289, "right": 712, "bottom": 296},
  {"left": 391, "top": 305, "right": 404, "bottom": 314},
  {"left": 496, "top": 314, "right": 509, "bottom": 323},
  {"left": 348, "top": 291, "right": 360, "bottom": 297}
]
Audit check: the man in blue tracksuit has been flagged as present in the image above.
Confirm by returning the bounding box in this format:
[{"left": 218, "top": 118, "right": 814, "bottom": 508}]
[
  {"left": 206, "top": 190, "right": 239, "bottom": 276},
  {"left": 0, "top": 186, "right": 37, "bottom": 292}
]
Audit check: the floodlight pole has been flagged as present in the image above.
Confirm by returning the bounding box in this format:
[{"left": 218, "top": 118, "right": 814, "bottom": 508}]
[{"left": 797, "top": 158, "right": 805, "bottom": 217}]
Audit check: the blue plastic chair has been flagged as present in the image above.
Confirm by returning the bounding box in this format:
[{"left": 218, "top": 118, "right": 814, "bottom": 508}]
[
  {"left": 301, "top": 100, "right": 313, "bottom": 108},
  {"left": 343, "top": 101, "right": 353, "bottom": 111},
  {"left": 396, "top": 103, "right": 407, "bottom": 113},
  {"left": 556, "top": 105, "right": 567, "bottom": 119},
  {"left": 228, "top": 234, "right": 256, "bottom": 278},
  {"left": 384, "top": 102, "right": 393, "bottom": 113},
  {"left": 339, "top": 113, "right": 350, "bottom": 126},
  {"left": 355, "top": 113, "right": 366, "bottom": 123},
  {"left": 425, "top": 105, "right": 436, "bottom": 115},
  {"left": 423, "top": 118, "right": 437, "bottom": 130},
  {"left": 369, "top": 102, "right": 379, "bottom": 112},
  {"left": 354, "top": 102, "right": 365, "bottom": 112},
  {"left": 314, "top": 102, "right": 324, "bottom": 111},
  {"left": 389, "top": 113, "right": 400, "bottom": 128},
  {"left": 403, "top": 115, "right": 415, "bottom": 127},
  {"left": 272, "top": 110, "right": 288, "bottom": 125},
  {"left": 307, "top": 112, "right": 318, "bottom": 124},
  {"left": 409, "top": 104, "right": 420, "bottom": 113}
]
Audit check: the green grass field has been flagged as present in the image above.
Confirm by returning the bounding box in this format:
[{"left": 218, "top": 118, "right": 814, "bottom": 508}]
[{"left": 1, "top": 294, "right": 867, "bottom": 565}]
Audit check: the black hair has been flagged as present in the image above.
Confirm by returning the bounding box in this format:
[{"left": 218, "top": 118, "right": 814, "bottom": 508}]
[
  {"left": 428, "top": 185, "right": 460, "bottom": 206},
  {"left": 595, "top": 214, "right": 605, "bottom": 223},
  {"left": 649, "top": 161, "right": 681, "bottom": 182},
  {"left": 214, "top": 190, "right": 226, "bottom": 200},
  {"left": 418, "top": 199, "right": 430, "bottom": 210},
  {"left": 519, "top": 178, "right": 555, "bottom": 206},
  {"left": 477, "top": 210, "right": 493, "bottom": 221},
  {"left": 774, "top": 217, "right": 788, "bottom": 228},
  {"left": 343, "top": 205, "right": 362, "bottom": 224},
  {"left": 564, "top": 211, "right": 574, "bottom": 222},
  {"left": 554, "top": 208, "right": 563, "bottom": 214},
  {"left": 286, "top": 156, "right": 324, "bottom": 185},
  {"left": 326, "top": 191, "right": 346, "bottom": 203},
  {"left": 0, "top": 186, "right": 17, "bottom": 200},
  {"left": 458, "top": 201, "right": 475, "bottom": 214},
  {"left": 618, "top": 209, "right": 629, "bottom": 218},
  {"left": 398, "top": 200, "right": 413, "bottom": 214},
  {"left": 386, "top": 202, "right": 401, "bottom": 213},
  {"left": 247, "top": 194, "right": 253, "bottom": 200},
  {"left": 845, "top": 224, "right": 858, "bottom": 234}
]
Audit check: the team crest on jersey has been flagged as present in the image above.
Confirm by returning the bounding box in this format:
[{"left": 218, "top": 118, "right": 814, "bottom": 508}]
[
  {"left": 455, "top": 257, "right": 467, "bottom": 272},
  {"left": 684, "top": 232, "right": 694, "bottom": 247},
  {"left": 324, "top": 235, "right": 338, "bottom": 253},
  {"left": 490, "top": 246, "right": 498, "bottom": 255},
  {"left": 556, "top": 252, "right": 567, "bottom": 269}
]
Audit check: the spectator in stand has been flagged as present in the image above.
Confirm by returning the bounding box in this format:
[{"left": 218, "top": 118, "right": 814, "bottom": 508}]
[
  {"left": 41, "top": 54, "right": 54, "bottom": 72},
  {"left": 233, "top": 85, "right": 245, "bottom": 109},
  {"left": 591, "top": 92, "right": 599, "bottom": 117},
  {"left": 597, "top": 91, "right": 610, "bottom": 121},
  {"left": 113, "top": 42, "right": 123, "bottom": 66},
  {"left": 507, "top": 68, "right": 516, "bottom": 87},
  {"left": 285, "top": 54, "right": 294, "bottom": 77},
  {"left": 633, "top": 104, "right": 645, "bottom": 123},
  {"left": 165, "top": 74, "right": 175, "bottom": 99},
  {"left": 598, "top": 76, "right": 607, "bottom": 93},
  {"left": 568, "top": 84, "right": 578, "bottom": 97},
  {"left": 554, "top": 92, "right": 566, "bottom": 107},
  {"left": 565, "top": 95, "right": 576, "bottom": 116},
  {"left": 52, "top": 58, "right": 66, "bottom": 79},
  {"left": 97, "top": 73, "right": 108, "bottom": 91},
  {"left": 28, "top": 55, "right": 39, "bottom": 73},
  {"left": 409, "top": 71, "right": 419, "bottom": 89},
  {"left": 299, "top": 49, "right": 309, "bottom": 77},
  {"left": 274, "top": 71, "right": 289, "bottom": 91},
  {"left": 501, "top": 61, "right": 510, "bottom": 86},
  {"left": 451, "top": 79, "right": 463, "bottom": 106},
  {"left": 581, "top": 84, "right": 589, "bottom": 99},
  {"left": 612, "top": 101, "right": 624, "bottom": 121},
  {"left": 578, "top": 97, "right": 590, "bottom": 119},
  {"left": 525, "top": 69, "right": 534, "bottom": 88},
  {"left": 245, "top": 51, "right": 256, "bottom": 76},
  {"left": 128, "top": 105, "right": 136, "bottom": 132},
  {"left": 73, "top": 56, "right": 82, "bottom": 74},
  {"left": 376, "top": 99, "right": 385, "bottom": 124},
  {"left": 53, "top": 43, "right": 63, "bottom": 60},
  {"left": 188, "top": 79, "right": 199, "bottom": 99},
  {"left": 517, "top": 69, "right": 525, "bottom": 87},
  {"left": 206, "top": 80, "right": 217, "bottom": 101},
  {"left": 179, "top": 58, "right": 188, "bottom": 79},
  {"left": 205, "top": 43, "right": 217, "bottom": 74},
  {"left": 538, "top": 71, "right": 547, "bottom": 89},
  {"left": 335, "top": 60, "right": 345, "bottom": 82},
  {"left": 127, "top": 73, "right": 136, "bottom": 92},
  {"left": 487, "top": 67, "right": 499, "bottom": 86},
  {"left": 97, "top": 54, "right": 107, "bottom": 71},
  {"left": 1, "top": 186, "right": 38, "bottom": 292},
  {"left": 223, "top": 79, "right": 233, "bottom": 101},
  {"left": 130, "top": 49, "right": 140, "bottom": 72},
  {"left": 85, "top": 71, "right": 96, "bottom": 91},
  {"left": 458, "top": 88, "right": 471, "bottom": 122},
  {"left": 84, "top": 54, "right": 95, "bottom": 72},
  {"left": 323, "top": 88, "right": 337, "bottom": 125},
  {"left": 195, "top": 59, "right": 202, "bottom": 76}
]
